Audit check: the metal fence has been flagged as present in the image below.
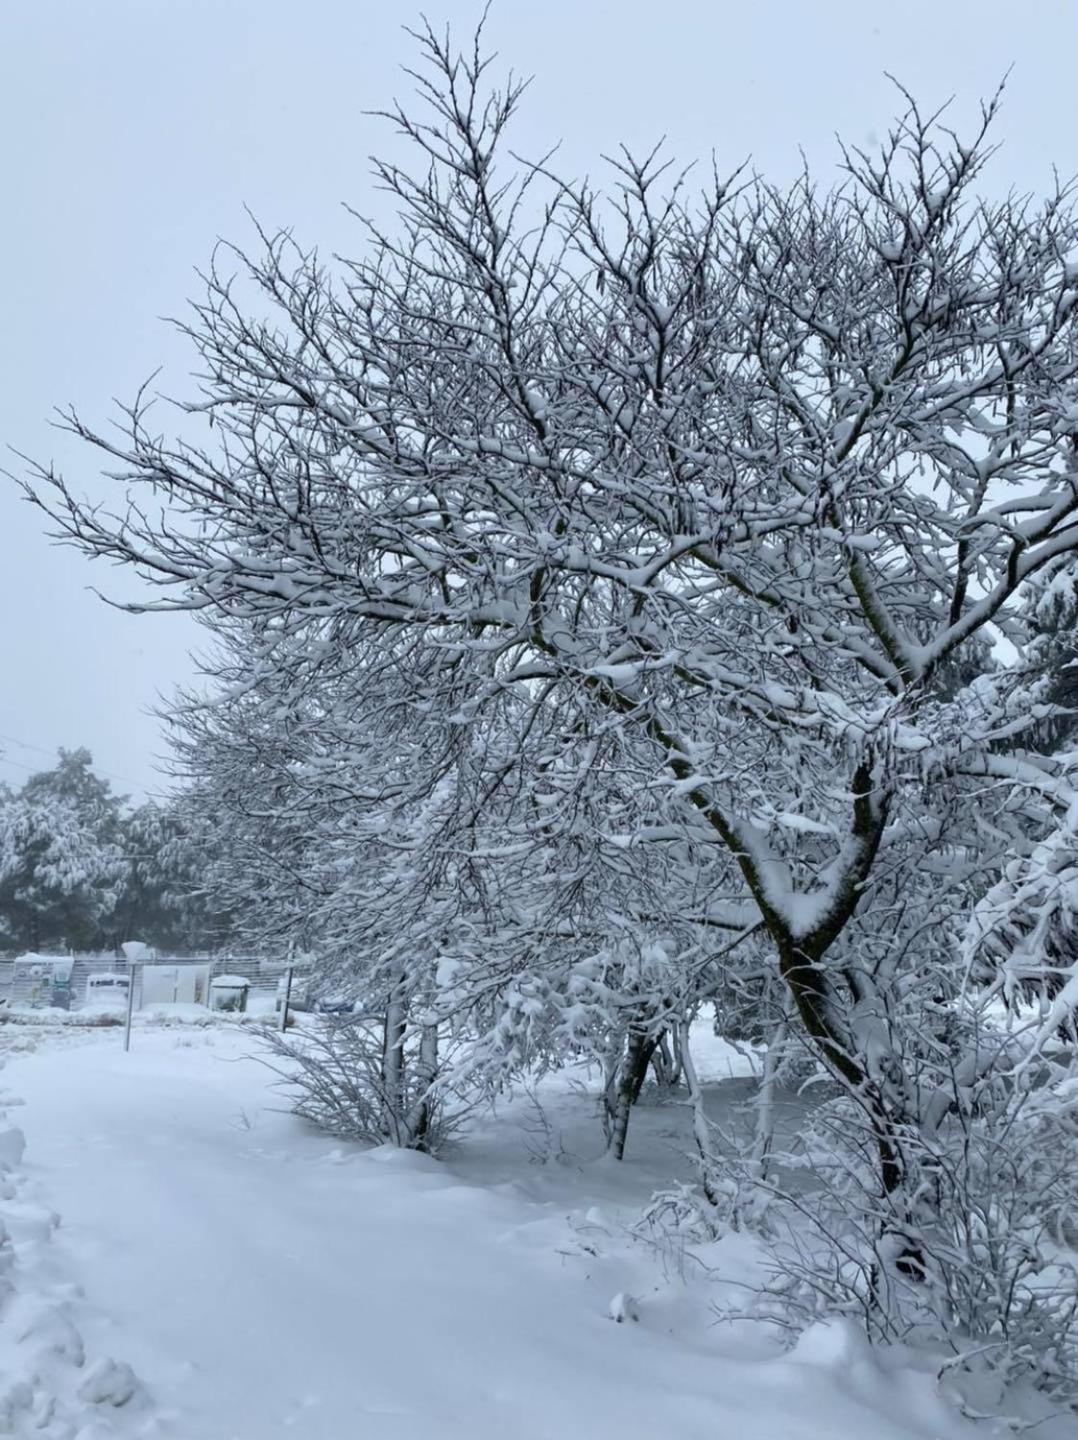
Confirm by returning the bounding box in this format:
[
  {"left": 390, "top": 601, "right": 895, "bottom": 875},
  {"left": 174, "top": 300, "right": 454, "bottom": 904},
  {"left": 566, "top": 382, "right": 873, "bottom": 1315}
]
[{"left": 0, "top": 954, "right": 297, "bottom": 1012}]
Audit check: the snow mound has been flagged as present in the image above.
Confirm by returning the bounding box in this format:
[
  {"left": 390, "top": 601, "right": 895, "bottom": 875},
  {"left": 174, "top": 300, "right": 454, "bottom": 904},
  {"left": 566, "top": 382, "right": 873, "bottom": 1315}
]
[
  {"left": 789, "top": 1318, "right": 874, "bottom": 1369},
  {"left": 0, "top": 1072, "right": 154, "bottom": 1438},
  {"left": 0, "top": 1121, "right": 26, "bottom": 1169},
  {"left": 77, "top": 1358, "right": 142, "bottom": 1408},
  {"left": 363, "top": 1143, "right": 442, "bottom": 1172}
]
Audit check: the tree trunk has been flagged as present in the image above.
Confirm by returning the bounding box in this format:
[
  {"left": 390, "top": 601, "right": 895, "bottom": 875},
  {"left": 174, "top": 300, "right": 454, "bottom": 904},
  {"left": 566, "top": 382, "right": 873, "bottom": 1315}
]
[
  {"left": 405, "top": 1023, "right": 440, "bottom": 1151},
  {"left": 749, "top": 1018, "right": 786, "bottom": 1183},
  {"left": 668, "top": 1024, "right": 685, "bottom": 1087},
  {"left": 650, "top": 1030, "right": 682, "bottom": 1088},
  {"left": 381, "top": 976, "right": 409, "bottom": 1142},
  {"left": 680, "top": 1021, "right": 723, "bottom": 1211},
  {"left": 608, "top": 1027, "right": 656, "bottom": 1161},
  {"left": 776, "top": 939, "right": 928, "bottom": 1284}
]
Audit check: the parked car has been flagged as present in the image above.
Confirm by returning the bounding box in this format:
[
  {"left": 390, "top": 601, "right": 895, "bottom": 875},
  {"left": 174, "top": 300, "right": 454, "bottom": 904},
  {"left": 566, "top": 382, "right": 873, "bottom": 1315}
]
[
  {"left": 275, "top": 973, "right": 311, "bottom": 1013},
  {"left": 85, "top": 973, "right": 131, "bottom": 1011},
  {"left": 312, "top": 993, "right": 360, "bottom": 1016}
]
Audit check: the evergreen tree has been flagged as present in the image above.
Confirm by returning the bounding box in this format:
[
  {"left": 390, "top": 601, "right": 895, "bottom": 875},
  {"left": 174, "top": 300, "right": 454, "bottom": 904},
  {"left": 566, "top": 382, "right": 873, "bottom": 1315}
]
[{"left": 0, "top": 749, "right": 126, "bottom": 950}]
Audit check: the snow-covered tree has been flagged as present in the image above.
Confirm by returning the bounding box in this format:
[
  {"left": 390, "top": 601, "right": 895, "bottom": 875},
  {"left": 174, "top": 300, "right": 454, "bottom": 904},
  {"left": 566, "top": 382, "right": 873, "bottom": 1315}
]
[
  {"left": 0, "top": 749, "right": 127, "bottom": 951},
  {"left": 19, "top": 22, "right": 1078, "bottom": 1377},
  {"left": 0, "top": 749, "right": 232, "bottom": 954},
  {"left": 113, "top": 798, "right": 232, "bottom": 954}
]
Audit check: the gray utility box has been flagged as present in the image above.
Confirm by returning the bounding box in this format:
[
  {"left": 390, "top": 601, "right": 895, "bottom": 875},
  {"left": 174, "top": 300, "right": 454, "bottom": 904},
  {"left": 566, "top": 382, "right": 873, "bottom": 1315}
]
[{"left": 209, "top": 975, "right": 250, "bottom": 1013}]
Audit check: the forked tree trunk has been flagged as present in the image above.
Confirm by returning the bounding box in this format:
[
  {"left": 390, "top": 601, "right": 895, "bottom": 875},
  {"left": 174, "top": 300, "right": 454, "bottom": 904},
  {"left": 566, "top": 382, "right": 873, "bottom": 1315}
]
[{"left": 777, "top": 938, "right": 927, "bottom": 1284}]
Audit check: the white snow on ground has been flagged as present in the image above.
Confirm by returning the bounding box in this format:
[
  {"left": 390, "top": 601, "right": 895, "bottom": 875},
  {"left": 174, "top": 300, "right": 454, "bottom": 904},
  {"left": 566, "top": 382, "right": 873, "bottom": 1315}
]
[
  {"left": 0, "top": 1043, "right": 157, "bottom": 1437},
  {"left": 0, "top": 1018, "right": 1039, "bottom": 1440}
]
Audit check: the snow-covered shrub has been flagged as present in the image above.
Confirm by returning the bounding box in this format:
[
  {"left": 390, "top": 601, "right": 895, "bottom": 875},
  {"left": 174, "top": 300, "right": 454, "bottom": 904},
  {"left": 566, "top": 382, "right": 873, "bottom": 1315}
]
[
  {"left": 639, "top": 1181, "right": 724, "bottom": 1246},
  {"left": 722, "top": 1041, "right": 1078, "bottom": 1412},
  {"left": 260, "top": 1015, "right": 476, "bottom": 1154}
]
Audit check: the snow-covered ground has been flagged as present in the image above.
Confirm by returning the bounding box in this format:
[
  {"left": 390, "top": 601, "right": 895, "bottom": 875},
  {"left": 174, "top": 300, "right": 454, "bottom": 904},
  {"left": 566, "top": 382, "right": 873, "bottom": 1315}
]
[{"left": 0, "top": 1017, "right": 1037, "bottom": 1439}]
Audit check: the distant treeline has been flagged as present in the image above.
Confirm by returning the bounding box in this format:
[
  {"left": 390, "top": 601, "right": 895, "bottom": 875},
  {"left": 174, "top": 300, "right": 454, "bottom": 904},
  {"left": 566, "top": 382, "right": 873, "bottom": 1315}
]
[{"left": 0, "top": 748, "right": 231, "bottom": 954}]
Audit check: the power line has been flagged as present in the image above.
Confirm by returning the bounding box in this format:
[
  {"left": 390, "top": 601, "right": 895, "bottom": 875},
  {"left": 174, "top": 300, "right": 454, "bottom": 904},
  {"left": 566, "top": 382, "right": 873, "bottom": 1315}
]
[
  {"left": 0, "top": 733, "right": 177, "bottom": 801},
  {"left": 0, "top": 755, "right": 44, "bottom": 776},
  {"left": 0, "top": 732, "right": 56, "bottom": 760}
]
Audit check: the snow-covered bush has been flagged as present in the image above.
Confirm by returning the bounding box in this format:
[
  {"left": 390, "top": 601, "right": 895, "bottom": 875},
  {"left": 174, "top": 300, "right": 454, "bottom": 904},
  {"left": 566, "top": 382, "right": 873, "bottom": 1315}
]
[
  {"left": 261, "top": 1014, "right": 475, "bottom": 1154},
  {"left": 721, "top": 1029, "right": 1078, "bottom": 1411}
]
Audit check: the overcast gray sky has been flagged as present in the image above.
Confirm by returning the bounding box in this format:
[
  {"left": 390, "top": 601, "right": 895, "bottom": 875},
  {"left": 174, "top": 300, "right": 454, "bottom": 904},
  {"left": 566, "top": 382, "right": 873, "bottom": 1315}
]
[{"left": 2, "top": 0, "right": 1076, "bottom": 799}]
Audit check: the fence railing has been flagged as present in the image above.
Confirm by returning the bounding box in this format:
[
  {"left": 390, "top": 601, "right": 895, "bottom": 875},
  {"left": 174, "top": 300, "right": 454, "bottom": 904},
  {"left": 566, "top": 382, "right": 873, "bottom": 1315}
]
[{"left": 0, "top": 955, "right": 300, "bottom": 1012}]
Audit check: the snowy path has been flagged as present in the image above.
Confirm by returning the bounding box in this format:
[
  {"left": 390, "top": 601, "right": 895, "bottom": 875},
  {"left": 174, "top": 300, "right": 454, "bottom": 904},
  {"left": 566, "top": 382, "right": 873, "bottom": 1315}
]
[{"left": 4, "top": 1026, "right": 979, "bottom": 1440}]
